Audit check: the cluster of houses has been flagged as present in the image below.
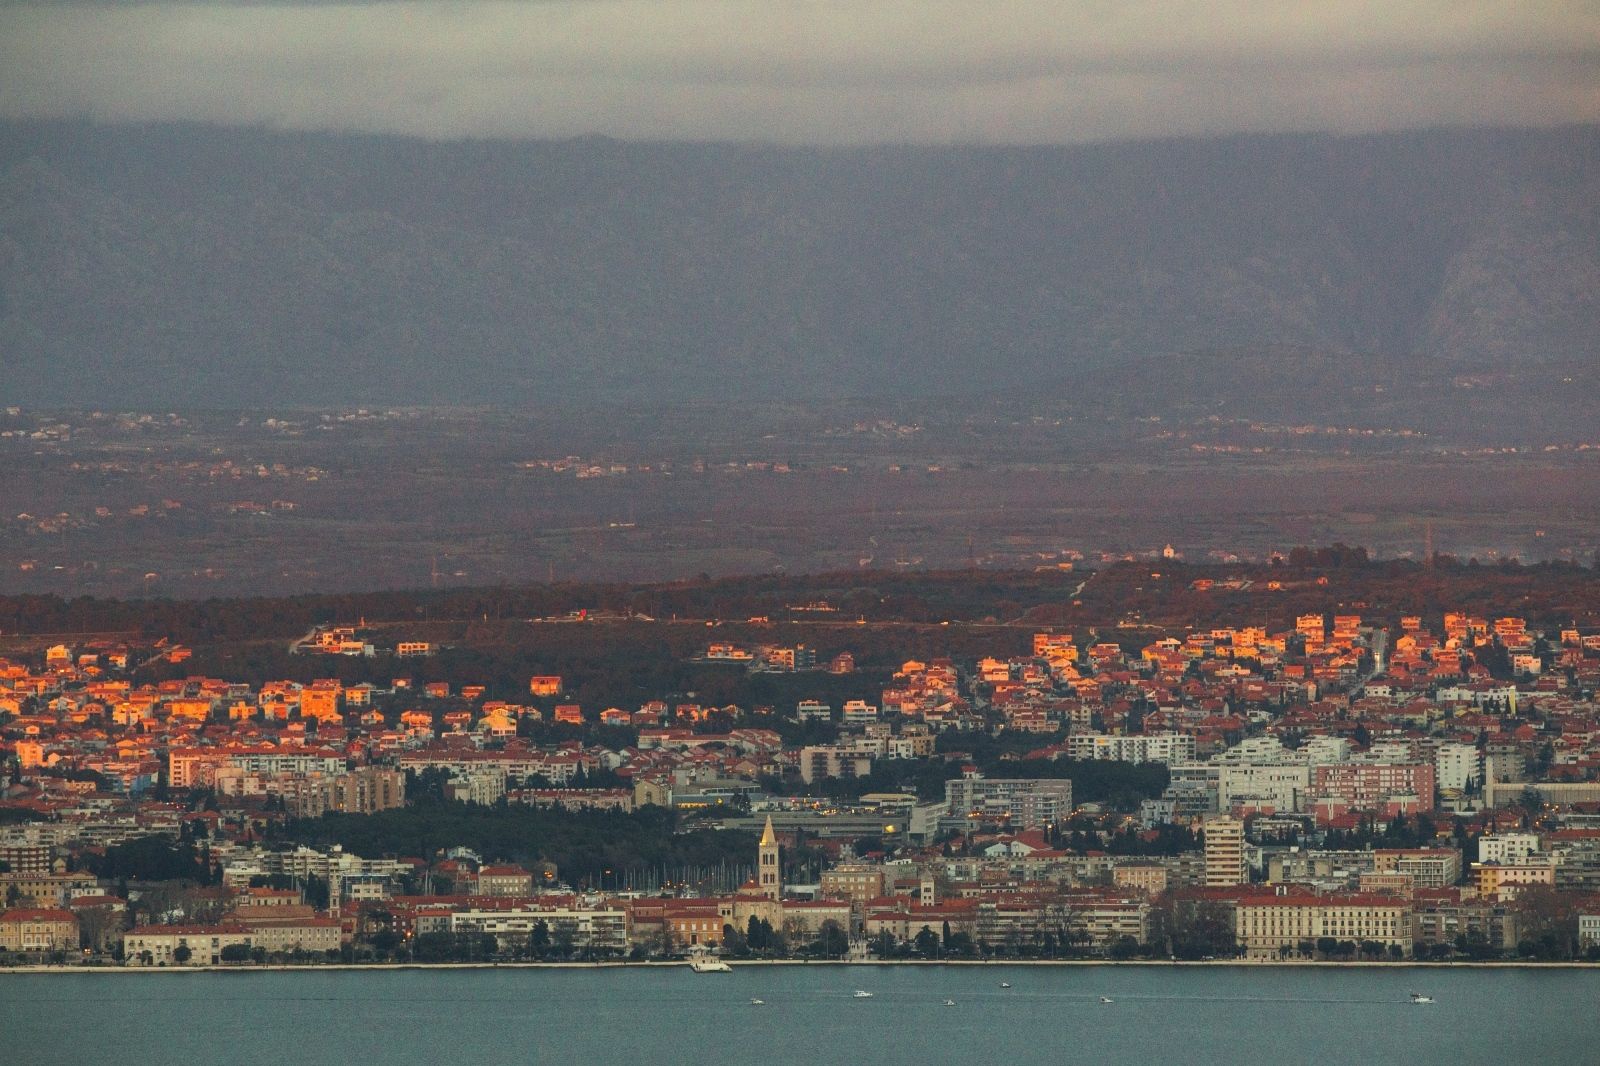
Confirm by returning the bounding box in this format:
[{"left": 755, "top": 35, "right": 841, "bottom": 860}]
[
  {"left": 5, "top": 607, "right": 1600, "bottom": 963},
  {"left": 5, "top": 809, "right": 1599, "bottom": 964}
]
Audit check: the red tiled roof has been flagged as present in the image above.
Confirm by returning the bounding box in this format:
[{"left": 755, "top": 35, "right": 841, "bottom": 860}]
[{"left": 0, "top": 908, "right": 77, "bottom": 922}]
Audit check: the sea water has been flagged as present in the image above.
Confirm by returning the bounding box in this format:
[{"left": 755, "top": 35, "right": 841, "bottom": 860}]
[{"left": 3, "top": 964, "right": 1595, "bottom": 1066}]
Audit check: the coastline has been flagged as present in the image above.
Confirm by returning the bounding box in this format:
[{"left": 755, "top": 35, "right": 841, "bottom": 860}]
[{"left": 6, "top": 958, "right": 1600, "bottom": 974}]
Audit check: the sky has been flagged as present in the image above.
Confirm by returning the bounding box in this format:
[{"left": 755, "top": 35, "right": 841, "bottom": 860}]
[{"left": 0, "top": 1, "right": 1598, "bottom": 144}]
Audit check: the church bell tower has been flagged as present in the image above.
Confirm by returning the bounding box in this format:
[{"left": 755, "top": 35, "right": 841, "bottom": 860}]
[{"left": 758, "top": 815, "right": 781, "bottom": 901}]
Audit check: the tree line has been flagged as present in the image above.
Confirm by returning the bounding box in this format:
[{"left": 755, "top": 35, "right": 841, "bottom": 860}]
[{"left": 272, "top": 799, "right": 756, "bottom": 886}]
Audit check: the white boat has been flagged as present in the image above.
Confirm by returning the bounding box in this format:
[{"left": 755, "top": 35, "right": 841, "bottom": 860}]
[
  {"left": 1099, "top": 997, "right": 1114, "bottom": 1004},
  {"left": 944, "top": 999, "right": 956, "bottom": 1006},
  {"left": 1409, "top": 993, "right": 1434, "bottom": 1004},
  {"left": 689, "top": 956, "right": 732, "bottom": 973},
  {"left": 853, "top": 990, "right": 875, "bottom": 999},
  {"left": 749, "top": 998, "right": 765, "bottom": 1005},
  {"left": 1000, "top": 982, "right": 1012, "bottom": 989}
]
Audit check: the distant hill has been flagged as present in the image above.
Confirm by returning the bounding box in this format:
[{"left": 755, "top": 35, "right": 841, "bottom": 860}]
[
  {"left": 1069, "top": 346, "right": 1600, "bottom": 442},
  {"left": 0, "top": 121, "right": 1595, "bottom": 407}
]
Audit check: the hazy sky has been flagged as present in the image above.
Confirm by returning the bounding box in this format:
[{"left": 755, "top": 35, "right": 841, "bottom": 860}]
[{"left": 1, "top": 1, "right": 1597, "bottom": 144}]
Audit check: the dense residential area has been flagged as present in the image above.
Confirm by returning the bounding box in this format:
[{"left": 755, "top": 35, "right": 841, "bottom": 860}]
[{"left": 6, "top": 592, "right": 1600, "bottom": 968}]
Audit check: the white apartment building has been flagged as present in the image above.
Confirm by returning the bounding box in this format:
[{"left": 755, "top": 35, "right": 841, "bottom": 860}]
[
  {"left": 1373, "top": 849, "right": 1462, "bottom": 889},
  {"left": 222, "top": 846, "right": 410, "bottom": 895},
  {"left": 1213, "top": 736, "right": 1296, "bottom": 764},
  {"left": 841, "top": 700, "right": 880, "bottom": 724},
  {"left": 1435, "top": 743, "right": 1483, "bottom": 793},
  {"left": 1478, "top": 833, "right": 1541, "bottom": 866},
  {"left": 445, "top": 767, "right": 508, "bottom": 805},
  {"left": 447, "top": 905, "right": 629, "bottom": 953},
  {"left": 1299, "top": 736, "right": 1352, "bottom": 764},
  {"left": 1064, "top": 732, "right": 1196, "bottom": 765},
  {"left": 1217, "top": 764, "right": 1310, "bottom": 813},
  {"left": 794, "top": 700, "right": 833, "bottom": 722},
  {"left": 1166, "top": 763, "right": 1221, "bottom": 817},
  {"left": 944, "top": 776, "right": 1073, "bottom": 829},
  {"left": 1364, "top": 740, "right": 1417, "bottom": 763}
]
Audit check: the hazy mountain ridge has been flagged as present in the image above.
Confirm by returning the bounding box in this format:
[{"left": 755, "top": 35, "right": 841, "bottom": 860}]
[
  {"left": 0, "top": 122, "right": 1595, "bottom": 406},
  {"left": 1068, "top": 345, "right": 1600, "bottom": 442}
]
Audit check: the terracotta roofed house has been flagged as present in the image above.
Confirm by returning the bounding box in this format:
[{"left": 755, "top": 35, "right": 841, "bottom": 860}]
[
  {"left": 0, "top": 907, "right": 79, "bottom": 953},
  {"left": 474, "top": 865, "right": 536, "bottom": 897}
]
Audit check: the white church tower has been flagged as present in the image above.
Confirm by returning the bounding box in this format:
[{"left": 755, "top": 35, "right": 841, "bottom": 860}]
[{"left": 758, "top": 815, "right": 781, "bottom": 901}]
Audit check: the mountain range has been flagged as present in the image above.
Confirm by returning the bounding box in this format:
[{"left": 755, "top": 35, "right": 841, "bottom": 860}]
[{"left": 1, "top": 121, "right": 1595, "bottom": 407}]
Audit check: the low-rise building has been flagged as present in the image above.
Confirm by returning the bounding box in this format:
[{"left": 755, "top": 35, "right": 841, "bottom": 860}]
[
  {"left": 1234, "top": 893, "right": 1412, "bottom": 959},
  {"left": 123, "top": 923, "right": 252, "bottom": 966},
  {"left": 239, "top": 916, "right": 342, "bottom": 956},
  {"left": 0, "top": 907, "right": 79, "bottom": 953},
  {"left": 1413, "top": 895, "right": 1519, "bottom": 955},
  {"left": 1372, "top": 849, "right": 1461, "bottom": 889},
  {"left": 448, "top": 905, "right": 629, "bottom": 955},
  {"left": 1112, "top": 863, "right": 1170, "bottom": 896},
  {"left": 473, "top": 865, "right": 535, "bottom": 897},
  {"left": 1473, "top": 860, "right": 1556, "bottom": 899},
  {"left": 820, "top": 864, "right": 888, "bottom": 914},
  {"left": 0, "top": 871, "right": 101, "bottom": 907}
]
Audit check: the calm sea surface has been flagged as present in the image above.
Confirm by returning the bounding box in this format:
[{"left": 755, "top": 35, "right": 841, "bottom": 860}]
[{"left": 3, "top": 965, "right": 1596, "bottom": 1066}]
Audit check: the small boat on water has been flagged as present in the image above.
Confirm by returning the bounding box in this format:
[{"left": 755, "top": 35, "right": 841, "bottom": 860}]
[
  {"left": 749, "top": 998, "right": 765, "bottom": 1006},
  {"left": 1409, "top": 992, "right": 1434, "bottom": 1004},
  {"left": 853, "top": 990, "right": 875, "bottom": 999},
  {"left": 689, "top": 956, "right": 732, "bottom": 973},
  {"left": 944, "top": 999, "right": 956, "bottom": 1006},
  {"left": 1000, "top": 982, "right": 1012, "bottom": 989},
  {"left": 1099, "top": 997, "right": 1114, "bottom": 1004}
]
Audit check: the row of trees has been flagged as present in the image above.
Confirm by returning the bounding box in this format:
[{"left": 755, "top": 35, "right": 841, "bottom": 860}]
[
  {"left": 82, "top": 836, "right": 220, "bottom": 885},
  {"left": 15, "top": 556, "right": 1600, "bottom": 647},
  {"left": 275, "top": 798, "right": 756, "bottom": 888},
  {"left": 1276, "top": 939, "right": 1406, "bottom": 961},
  {"left": 0, "top": 568, "right": 1091, "bottom": 644}
]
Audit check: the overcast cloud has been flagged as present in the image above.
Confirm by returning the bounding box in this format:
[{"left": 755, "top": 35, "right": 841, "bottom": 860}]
[{"left": 1, "top": 1, "right": 1597, "bottom": 144}]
